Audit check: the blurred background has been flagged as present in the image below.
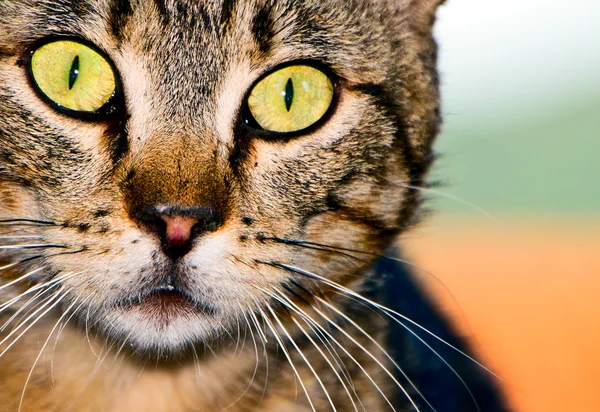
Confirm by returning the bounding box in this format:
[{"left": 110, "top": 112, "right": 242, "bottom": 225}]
[{"left": 402, "top": 0, "right": 599, "bottom": 410}]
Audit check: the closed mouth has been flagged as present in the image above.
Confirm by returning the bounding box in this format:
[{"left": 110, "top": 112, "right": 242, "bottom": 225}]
[{"left": 118, "top": 285, "right": 216, "bottom": 318}]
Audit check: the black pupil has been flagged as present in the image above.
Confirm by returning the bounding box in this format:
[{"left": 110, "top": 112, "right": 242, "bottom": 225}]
[
  {"left": 69, "top": 55, "right": 80, "bottom": 90},
  {"left": 284, "top": 78, "right": 294, "bottom": 112}
]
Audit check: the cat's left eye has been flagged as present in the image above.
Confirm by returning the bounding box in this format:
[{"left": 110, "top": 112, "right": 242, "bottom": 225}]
[
  {"left": 246, "top": 65, "right": 335, "bottom": 134},
  {"left": 29, "top": 40, "right": 118, "bottom": 115}
]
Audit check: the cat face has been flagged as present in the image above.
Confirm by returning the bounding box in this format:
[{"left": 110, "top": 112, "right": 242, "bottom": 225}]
[{"left": 0, "top": 0, "right": 441, "bottom": 354}]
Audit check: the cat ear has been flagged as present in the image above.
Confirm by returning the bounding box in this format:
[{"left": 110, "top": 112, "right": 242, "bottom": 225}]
[{"left": 403, "top": 0, "right": 446, "bottom": 31}]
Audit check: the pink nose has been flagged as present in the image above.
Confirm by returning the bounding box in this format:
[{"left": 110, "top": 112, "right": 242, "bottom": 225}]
[
  {"left": 133, "top": 205, "right": 221, "bottom": 260},
  {"left": 161, "top": 215, "right": 197, "bottom": 248}
]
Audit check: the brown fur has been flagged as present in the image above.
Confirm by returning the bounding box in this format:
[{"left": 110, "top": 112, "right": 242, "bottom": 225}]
[{"left": 0, "top": 0, "right": 445, "bottom": 410}]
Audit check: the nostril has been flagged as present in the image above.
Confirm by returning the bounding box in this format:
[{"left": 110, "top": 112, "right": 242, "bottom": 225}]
[{"left": 133, "top": 205, "right": 221, "bottom": 259}]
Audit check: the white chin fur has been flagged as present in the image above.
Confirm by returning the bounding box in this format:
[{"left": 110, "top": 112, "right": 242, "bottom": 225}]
[{"left": 103, "top": 308, "right": 225, "bottom": 353}]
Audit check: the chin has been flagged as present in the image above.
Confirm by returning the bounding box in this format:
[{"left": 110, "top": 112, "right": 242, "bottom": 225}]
[{"left": 87, "top": 288, "right": 227, "bottom": 355}]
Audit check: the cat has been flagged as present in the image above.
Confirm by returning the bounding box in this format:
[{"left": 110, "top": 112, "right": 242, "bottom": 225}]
[{"left": 0, "top": 0, "right": 509, "bottom": 411}]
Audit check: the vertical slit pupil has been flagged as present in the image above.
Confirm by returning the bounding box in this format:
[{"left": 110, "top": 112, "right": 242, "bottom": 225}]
[
  {"left": 284, "top": 78, "right": 294, "bottom": 112},
  {"left": 69, "top": 55, "right": 80, "bottom": 90}
]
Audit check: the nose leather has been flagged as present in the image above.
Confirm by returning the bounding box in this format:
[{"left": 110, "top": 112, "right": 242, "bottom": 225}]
[
  {"left": 162, "top": 215, "right": 197, "bottom": 248},
  {"left": 134, "top": 205, "right": 221, "bottom": 260}
]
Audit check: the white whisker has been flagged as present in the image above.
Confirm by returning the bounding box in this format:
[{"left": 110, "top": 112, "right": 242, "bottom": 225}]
[
  {"left": 2, "top": 289, "right": 53, "bottom": 332},
  {"left": 18, "top": 298, "right": 79, "bottom": 412},
  {"left": 0, "top": 236, "right": 44, "bottom": 240},
  {"left": 316, "top": 296, "right": 436, "bottom": 411},
  {"left": 262, "top": 287, "right": 400, "bottom": 411},
  {"left": 276, "top": 263, "right": 502, "bottom": 380},
  {"left": 0, "top": 256, "right": 43, "bottom": 272},
  {"left": 0, "top": 267, "right": 45, "bottom": 293},
  {"left": 248, "top": 309, "right": 270, "bottom": 405},
  {"left": 0, "top": 244, "right": 66, "bottom": 250},
  {"left": 0, "top": 292, "right": 67, "bottom": 360},
  {"left": 266, "top": 304, "right": 337, "bottom": 411},
  {"left": 0, "top": 271, "right": 80, "bottom": 315},
  {"left": 290, "top": 316, "right": 360, "bottom": 412},
  {"left": 259, "top": 307, "right": 316, "bottom": 412},
  {"left": 397, "top": 184, "right": 505, "bottom": 229},
  {"left": 222, "top": 309, "right": 261, "bottom": 411}
]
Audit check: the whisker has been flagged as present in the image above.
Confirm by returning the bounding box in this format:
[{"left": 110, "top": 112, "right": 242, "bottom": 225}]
[
  {"left": 270, "top": 263, "right": 502, "bottom": 411},
  {"left": 0, "top": 236, "right": 44, "bottom": 240},
  {"left": 266, "top": 304, "right": 338, "bottom": 411},
  {"left": 0, "top": 292, "right": 67, "bottom": 360},
  {"left": 248, "top": 308, "right": 269, "bottom": 346},
  {"left": 1, "top": 248, "right": 84, "bottom": 275},
  {"left": 396, "top": 184, "right": 504, "bottom": 229},
  {"left": 270, "top": 262, "right": 501, "bottom": 381},
  {"left": 268, "top": 238, "right": 440, "bottom": 285},
  {"left": 315, "top": 295, "right": 435, "bottom": 412},
  {"left": 0, "top": 219, "right": 57, "bottom": 226},
  {"left": 263, "top": 287, "right": 403, "bottom": 411},
  {"left": 18, "top": 297, "right": 79, "bottom": 412},
  {"left": 0, "top": 292, "right": 62, "bottom": 348},
  {"left": 0, "top": 272, "right": 80, "bottom": 314},
  {"left": 259, "top": 307, "right": 316, "bottom": 412},
  {"left": 190, "top": 342, "right": 202, "bottom": 382},
  {"left": 0, "top": 255, "right": 44, "bottom": 272},
  {"left": 281, "top": 283, "right": 362, "bottom": 396},
  {"left": 289, "top": 316, "right": 362, "bottom": 412},
  {"left": 273, "top": 289, "right": 362, "bottom": 411},
  {"left": 247, "top": 309, "right": 270, "bottom": 405},
  {"left": 232, "top": 314, "right": 243, "bottom": 358},
  {"left": 0, "top": 244, "right": 68, "bottom": 250},
  {"left": 0, "top": 267, "right": 45, "bottom": 293},
  {"left": 51, "top": 299, "right": 88, "bottom": 386},
  {"left": 2, "top": 289, "right": 53, "bottom": 332},
  {"left": 223, "top": 308, "right": 262, "bottom": 411}
]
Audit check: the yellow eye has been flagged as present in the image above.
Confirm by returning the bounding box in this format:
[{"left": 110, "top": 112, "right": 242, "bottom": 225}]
[
  {"left": 30, "top": 40, "right": 117, "bottom": 113},
  {"left": 247, "top": 65, "right": 334, "bottom": 133}
]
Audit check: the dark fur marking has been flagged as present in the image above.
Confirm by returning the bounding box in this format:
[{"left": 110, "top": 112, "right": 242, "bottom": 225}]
[
  {"left": 242, "top": 217, "right": 254, "bottom": 226},
  {"left": 44, "top": 0, "right": 91, "bottom": 17},
  {"left": 252, "top": 3, "right": 275, "bottom": 53},
  {"left": 350, "top": 82, "right": 437, "bottom": 229},
  {"left": 229, "top": 126, "right": 253, "bottom": 174},
  {"left": 351, "top": 82, "right": 427, "bottom": 183},
  {"left": 152, "top": 0, "right": 170, "bottom": 23},
  {"left": 93, "top": 209, "right": 111, "bottom": 218},
  {"left": 104, "top": 120, "right": 130, "bottom": 165},
  {"left": 109, "top": 0, "right": 133, "bottom": 42},
  {"left": 77, "top": 223, "right": 91, "bottom": 232},
  {"left": 220, "top": 0, "right": 238, "bottom": 27}
]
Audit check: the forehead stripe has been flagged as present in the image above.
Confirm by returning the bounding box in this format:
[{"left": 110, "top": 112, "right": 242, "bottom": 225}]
[
  {"left": 109, "top": 0, "right": 134, "bottom": 42},
  {"left": 220, "top": 0, "right": 238, "bottom": 27},
  {"left": 252, "top": 2, "right": 275, "bottom": 53}
]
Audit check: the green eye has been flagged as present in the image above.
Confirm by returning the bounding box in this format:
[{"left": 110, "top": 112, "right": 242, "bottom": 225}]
[
  {"left": 30, "top": 40, "right": 117, "bottom": 113},
  {"left": 247, "top": 65, "right": 334, "bottom": 133}
]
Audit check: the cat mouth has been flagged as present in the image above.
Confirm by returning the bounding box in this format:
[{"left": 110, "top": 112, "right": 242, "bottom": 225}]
[{"left": 117, "top": 285, "right": 217, "bottom": 321}]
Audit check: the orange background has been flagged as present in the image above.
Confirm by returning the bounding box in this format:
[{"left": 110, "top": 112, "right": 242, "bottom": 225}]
[{"left": 403, "top": 215, "right": 600, "bottom": 412}]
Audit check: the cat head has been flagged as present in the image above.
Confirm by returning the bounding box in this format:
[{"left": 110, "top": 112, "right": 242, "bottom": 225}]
[{"left": 0, "top": 0, "right": 443, "bottom": 355}]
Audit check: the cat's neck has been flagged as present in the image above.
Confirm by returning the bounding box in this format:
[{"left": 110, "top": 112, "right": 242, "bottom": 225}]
[{"left": 0, "top": 318, "right": 267, "bottom": 412}]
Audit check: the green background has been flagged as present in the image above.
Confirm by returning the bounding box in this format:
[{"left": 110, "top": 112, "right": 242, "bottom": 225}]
[{"left": 431, "top": 0, "right": 599, "bottom": 213}]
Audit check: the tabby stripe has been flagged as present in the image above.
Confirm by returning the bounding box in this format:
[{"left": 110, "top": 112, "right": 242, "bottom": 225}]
[
  {"left": 152, "top": 0, "right": 170, "bottom": 23},
  {"left": 349, "top": 82, "right": 428, "bottom": 183},
  {"left": 252, "top": 2, "right": 275, "bottom": 53},
  {"left": 109, "top": 0, "right": 133, "bottom": 42},
  {"left": 220, "top": 0, "right": 238, "bottom": 27}
]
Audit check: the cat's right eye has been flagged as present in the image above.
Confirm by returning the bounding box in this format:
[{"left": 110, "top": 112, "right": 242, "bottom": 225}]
[{"left": 28, "top": 40, "right": 118, "bottom": 115}]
